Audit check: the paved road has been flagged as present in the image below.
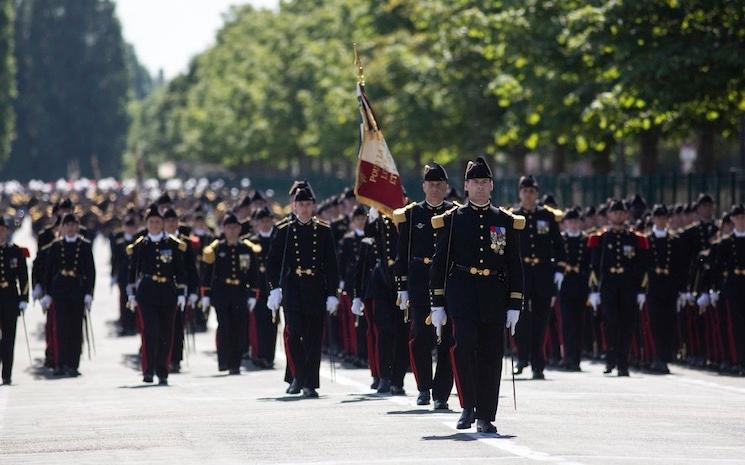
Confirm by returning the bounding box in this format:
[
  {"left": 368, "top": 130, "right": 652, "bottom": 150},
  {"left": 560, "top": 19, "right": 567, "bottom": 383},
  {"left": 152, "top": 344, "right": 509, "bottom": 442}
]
[{"left": 1, "top": 221, "right": 744, "bottom": 465}]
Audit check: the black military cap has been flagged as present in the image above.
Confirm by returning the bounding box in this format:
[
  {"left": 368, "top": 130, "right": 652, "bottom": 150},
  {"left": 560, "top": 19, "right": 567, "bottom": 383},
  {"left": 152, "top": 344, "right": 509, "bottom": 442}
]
[
  {"left": 342, "top": 187, "right": 356, "bottom": 200},
  {"left": 253, "top": 206, "right": 273, "bottom": 220},
  {"left": 222, "top": 212, "right": 240, "bottom": 226},
  {"left": 123, "top": 216, "right": 138, "bottom": 227},
  {"left": 564, "top": 208, "right": 580, "bottom": 221},
  {"left": 446, "top": 187, "right": 461, "bottom": 201},
  {"left": 252, "top": 190, "right": 266, "bottom": 202},
  {"left": 294, "top": 187, "right": 316, "bottom": 203},
  {"left": 238, "top": 196, "right": 252, "bottom": 208},
  {"left": 156, "top": 193, "right": 172, "bottom": 205},
  {"left": 684, "top": 203, "right": 694, "bottom": 214},
  {"left": 192, "top": 205, "right": 206, "bottom": 221},
  {"left": 630, "top": 194, "right": 647, "bottom": 208},
  {"left": 673, "top": 204, "right": 685, "bottom": 215},
  {"left": 518, "top": 175, "right": 539, "bottom": 190},
  {"left": 652, "top": 204, "right": 669, "bottom": 217},
  {"left": 696, "top": 193, "right": 714, "bottom": 207},
  {"left": 352, "top": 205, "right": 367, "bottom": 218},
  {"left": 61, "top": 212, "right": 79, "bottom": 224},
  {"left": 730, "top": 204, "right": 745, "bottom": 217},
  {"left": 722, "top": 213, "right": 732, "bottom": 225},
  {"left": 145, "top": 204, "right": 162, "bottom": 220},
  {"left": 0, "top": 216, "right": 9, "bottom": 228},
  {"left": 162, "top": 208, "right": 178, "bottom": 220},
  {"left": 423, "top": 162, "right": 448, "bottom": 182},
  {"left": 584, "top": 206, "right": 597, "bottom": 216},
  {"left": 608, "top": 199, "right": 627, "bottom": 212},
  {"left": 59, "top": 198, "right": 74, "bottom": 211},
  {"left": 598, "top": 205, "right": 608, "bottom": 216},
  {"left": 289, "top": 180, "right": 313, "bottom": 198},
  {"left": 465, "top": 156, "right": 492, "bottom": 180},
  {"left": 542, "top": 194, "right": 557, "bottom": 207}
]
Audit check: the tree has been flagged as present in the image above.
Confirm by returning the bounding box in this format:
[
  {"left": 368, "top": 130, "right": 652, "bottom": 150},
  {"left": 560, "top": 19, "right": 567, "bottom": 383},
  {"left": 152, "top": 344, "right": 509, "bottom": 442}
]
[{"left": 0, "top": 0, "right": 15, "bottom": 166}]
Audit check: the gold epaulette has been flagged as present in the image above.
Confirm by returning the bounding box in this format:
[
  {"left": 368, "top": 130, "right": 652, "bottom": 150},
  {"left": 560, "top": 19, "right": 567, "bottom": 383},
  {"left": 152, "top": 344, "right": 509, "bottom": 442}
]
[
  {"left": 431, "top": 205, "right": 459, "bottom": 229},
  {"left": 392, "top": 202, "right": 417, "bottom": 225},
  {"left": 202, "top": 239, "right": 220, "bottom": 264},
  {"left": 544, "top": 205, "right": 564, "bottom": 222},
  {"left": 126, "top": 236, "right": 145, "bottom": 256},
  {"left": 242, "top": 239, "right": 262, "bottom": 254},
  {"left": 499, "top": 207, "right": 526, "bottom": 230},
  {"left": 313, "top": 217, "right": 330, "bottom": 227},
  {"left": 168, "top": 234, "right": 187, "bottom": 252}
]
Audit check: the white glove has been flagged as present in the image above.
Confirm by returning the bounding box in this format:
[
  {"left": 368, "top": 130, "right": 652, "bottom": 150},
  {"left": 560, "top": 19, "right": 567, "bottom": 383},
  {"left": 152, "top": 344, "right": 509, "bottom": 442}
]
[
  {"left": 201, "top": 296, "right": 211, "bottom": 309},
  {"left": 84, "top": 294, "right": 93, "bottom": 310},
  {"left": 248, "top": 297, "right": 257, "bottom": 312},
  {"left": 676, "top": 293, "right": 686, "bottom": 312},
  {"left": 367, "top": 207, "right": 379, "bottom": 222},
  {"left": 505, "top": 309, "right": 520, "bottom": 336},
  {"left": 430, "top": 307, "right": 447, "bottom": 327},
  {"left": 267, "top": 288, "right": 282, "bottom": 311},
  {"left": 326, "top": 296, "right": 339, "bottom": 315},
  {"left": 18, "top": 301, "right": 27, "bottom": 313},
  {"left": 683, "top": 292, "right": 695, "bottom": 305},
  {"left": 589, "top": 292, "right": 601, "bottom": 311},
  {"left": 351, "top": 297, "right": 365, "bottom": 316},
  {"left": 110, "top": 276, "right": 117, "bottom": 288},
  {"left": 32, "top": 284, "right": 43, "bottom": 301},
  {"left": 339, "top": 280, "right": 345, "bottom": 291},
  {"left": 188, "top": 293, "right": 198, "bottom": 306},
  {"left": 696, "top": 293, "right": 710, "bottom": 312},
  {"left": 636, "top": 293, "right": 646, "bottom": 311},
  {"left": 128, "top": 295, "right": 137, "bottom": 309},
  {"left": 553, "top": 272, "right": 564, "bottom": 290},
  {"left": 397, "top": 291, "right": 409, "bottom": 311},
  {"left": 177, "top": 295, "right": 186, "bottom": 310},
  {"left": 709, "top": 290, "right": 720, "bottom": 306},
  {"left": 41, "top": 294, "right": 52, "bottom": 309}
]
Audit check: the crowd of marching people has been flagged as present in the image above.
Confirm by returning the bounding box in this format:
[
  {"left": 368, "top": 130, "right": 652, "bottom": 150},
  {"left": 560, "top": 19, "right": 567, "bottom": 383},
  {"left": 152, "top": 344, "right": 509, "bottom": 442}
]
[{"left": 0, "top": 169, "right": 743, "bottom": 399}]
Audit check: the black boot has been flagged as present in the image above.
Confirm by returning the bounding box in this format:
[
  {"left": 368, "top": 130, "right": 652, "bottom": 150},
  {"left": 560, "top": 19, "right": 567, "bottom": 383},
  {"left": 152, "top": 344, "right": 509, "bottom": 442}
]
[
  {"left": 143, "top": 374, "right": 154, "bottom": 383},
  {"left": 286, "top": 378, "right": 301, "bottom": 394},
  {"left": 476, "top": 420, "right": 498, "bottom": 434},
  {"left": 456, "top": 408, "right": 475, "bottom": 429},
  {"left": 370, "top": 377, "right": 380, "bottom": 390},
  {"left": 302, "top": 387, "right": 319, "bottom": 398},
  {"left": 377, "top": 378, "right": 391, "bottom": 394},
  {"left": 416, "top": 390, "right": 431, "bottom": 406},
  {"left": 433, "top": 400, "right": 449, "bottom": 410},
  {"left": 617, "top": 368, "right": 630, "bottom": 377},
  {"left": 158, "top": 377, "right": 168, "bottom": 386},
  {"left": 532, "top": 371, "right": 545, "bottom": 380}
]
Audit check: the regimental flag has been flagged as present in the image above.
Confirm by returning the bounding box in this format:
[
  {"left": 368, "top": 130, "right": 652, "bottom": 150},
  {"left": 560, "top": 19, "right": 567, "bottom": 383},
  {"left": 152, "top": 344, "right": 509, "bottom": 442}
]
[{"left": 353, "top": 60, "right": 405, "bottom": 218}]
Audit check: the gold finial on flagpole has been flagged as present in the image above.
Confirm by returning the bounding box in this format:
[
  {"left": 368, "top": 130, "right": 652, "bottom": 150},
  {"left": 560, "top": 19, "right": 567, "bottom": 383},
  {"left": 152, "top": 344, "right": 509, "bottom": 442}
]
[{"left": 353, "top": 43, "right": 365, "bottom": 86}]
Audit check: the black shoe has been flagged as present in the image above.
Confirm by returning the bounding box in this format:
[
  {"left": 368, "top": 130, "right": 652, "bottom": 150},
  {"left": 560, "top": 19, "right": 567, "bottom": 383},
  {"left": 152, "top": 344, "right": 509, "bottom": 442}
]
[
  {"left": 170, "top": 362, "right": 181, "bottom": 374},
  {"left": 218, "top": 365, "right": 228, "bottom": 372},
  {"left": 433, "top": 400, "right": 449, "bottom": 411},
  {"left": 476, "top": 420, "right": 498, "bottom": 434},
  {"left": 53, "top": 367, "right": 65, "bottom": 377},
  {"left": 252, "top": 359, "right": 267, "bottom": 369},
  {"left": 617, "top": 369, "right": 630, "bottom": 377},
  {"left": 287, "top": 378, "right": 301, "bottom": 395},
  {"left": 603, "top": 366, "right": 614, "bottom": 374},
  {"left": 456, "top": 408, "right": 475, "bottom": 430},
  {"left": 2, "top": 378, "right": 10, "bottom": 385},
  {"left": 158, "top": 377, "right": 169, "bottom": 386},
  {"left": 377, "top": 378, "right": 391, "bottom": 394},
  {"left": 658, "top": 364, "right": 670, "bottom": 375},
  {"left": 66, "top": 368, "right": 81, "bottom": 377},
  {"left": 513, "top": 366, "right": 524, "bottom": 375},
  {"left": 390, "top": 385, "right": 406, "bottom": 396},
  {"left": 143, "top": 375, "right": 154, "bottom": 383},
  {"left": 532, "top": 371, "right": 545, "bottom": 380},
  {"left": 229, "top": 368, "right": 240, "bottom": 375},
  {"left": 370, "top": 378, "right": 380, "bottom": 390},
  {"left": 302, "top": 387, "right": 319, "bottom": 398},
  {"left": 416, "top": 390, "right": 431, "bottom": 406}
]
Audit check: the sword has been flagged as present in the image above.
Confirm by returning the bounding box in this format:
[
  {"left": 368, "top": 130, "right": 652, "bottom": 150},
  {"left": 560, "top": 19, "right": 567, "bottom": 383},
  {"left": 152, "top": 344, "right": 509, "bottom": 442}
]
[
  {"left": 83, "top": 312, "right": 92, "bottom": 360},
  {"left": 21, "top": 311, "right": 32, "bottom": 365},
  {"left": 510, "top": 347, "right": 517, "bottom": 411},
  {"left": 86, "top": 306, "right": 96, "bottom": 355}
]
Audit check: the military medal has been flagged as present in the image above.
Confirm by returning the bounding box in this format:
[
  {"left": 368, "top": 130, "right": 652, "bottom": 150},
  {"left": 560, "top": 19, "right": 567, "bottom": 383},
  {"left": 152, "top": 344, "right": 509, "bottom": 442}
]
[{"left": 490, "top": 226, "right": 506, "bottom": 255}]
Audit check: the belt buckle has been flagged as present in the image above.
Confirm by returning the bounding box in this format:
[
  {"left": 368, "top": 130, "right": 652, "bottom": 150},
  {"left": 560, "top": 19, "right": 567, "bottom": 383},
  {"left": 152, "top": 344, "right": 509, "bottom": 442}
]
[
  {"left": 482, "top": 269, "right": 490, "bottom": 276},
  {"left": 0, "top": 281, "right": 8, "bottom": 288},
  {"left": 387, "top": 259, "right": 396, "bottom": 267},
  {"left": 423, "top": 257, "right": 432, "bottom": 265},
  {"left": 469, "top": 267, "right": 478, "bottom": 275}
]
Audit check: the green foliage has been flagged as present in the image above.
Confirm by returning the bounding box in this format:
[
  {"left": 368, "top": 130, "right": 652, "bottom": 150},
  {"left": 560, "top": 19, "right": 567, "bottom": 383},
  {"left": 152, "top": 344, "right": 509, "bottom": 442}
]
[{"left": 0, "top": 0, "right": 15, "bottom": 167}]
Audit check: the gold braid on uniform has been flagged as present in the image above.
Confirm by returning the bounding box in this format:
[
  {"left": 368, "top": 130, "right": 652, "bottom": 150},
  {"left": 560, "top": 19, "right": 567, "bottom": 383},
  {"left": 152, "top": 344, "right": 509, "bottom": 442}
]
[
  {"left": 431, "top": 205, "right": 459, "bottom": 229},
  {"left": 499, "top": 207, "right": 526, "bottom": 230},
  {"left": 543, "top": 205, "right": 564, "bottom": 222},
  {"left": 392, "top": 202, "right": 416, "bottom": 225},
  {"left": 201, "top": 239, "right": 220, "bottom": 264}
]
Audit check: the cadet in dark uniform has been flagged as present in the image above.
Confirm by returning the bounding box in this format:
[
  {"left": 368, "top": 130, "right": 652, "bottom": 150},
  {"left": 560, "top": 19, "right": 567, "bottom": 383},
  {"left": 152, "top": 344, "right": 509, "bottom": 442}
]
[
  {"left": 247, "top": 207, "right": 278, "bottom": 368},
  {"left": 558, "top": 208, "right": 590, "bottom": 371},
  {"left": 429, "top": 156, "right": 524, "bottom": 434},
  {"left": 267, "top": 187, "right": 339, "bottom": 398},
  {"left": 340, "top": 205, "right": 369, "bottom": 367},
  {"left": 200, "top": 212, "right": 261, "bottom": 374},
  {"left": 0, "top": 216, "right": 30, "bottom": 385},
  {"left": 127, "top": 205, "right": 187, "bottom": 385},
  {"left": 644, "top": 205, "right": 686, "bottom": 374},
  {"left": 111, "top": 216, "right": 139, "bottom": 336},
  {"left": 393, "top": 162, "right": 454, "bottom": 408},
  {"left": 42, "top": 213, "right": 95, "bottom": 377},
  {"left": 511, "top": 175, "right": 565, "bottom": 379},
  {"left": 588, "top": 200, "right": 648, "bottom": 376}
]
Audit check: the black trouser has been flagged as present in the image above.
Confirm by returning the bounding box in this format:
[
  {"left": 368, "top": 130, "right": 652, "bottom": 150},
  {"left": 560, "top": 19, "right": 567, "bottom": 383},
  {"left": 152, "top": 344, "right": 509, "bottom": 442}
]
[
  {"left": 601, "top": 284, "right": 637, "bottom": 371},
  {"left": 118, "top": 281, "right": 136, "bottom": 334},
  {"left": 253, "top": 294, "right": 278, "bottom": 363},
  {"left": 53, "top": 294, "right": 85, "bottom": 370},
  {"left": 284, "top": 310, "right": 325, "bottom": 389},
  {"left": 215, "top": 294, "right": 248, "bottom": 371},
  {"left": 560, "top": 294, "right": 585, "bottom": 368},
  {"left": 409, "top": 304, "right": 453, "bottom": 401},
  {"left": 450, "top": 317, "right": 503, "bottom": 421},
  {"left": 137, "top": 282, "right": 177, "bottom": 379},
  {"left": 647, "top": 285, "right": 677, "bottom": 364},
  {"left": 0, "top": 300, "right": 19, "bottom": 381},
  {"left": 515, "top": 266, "right": 553, "bottom": 372},
  {"left": 374, "top": 296, "right": 409, "bottom": 387},
  {"left": 724, "top": 278, "right": 745, "bottom": 366},
  {"left": 171, "top": 309, "right": 185, "bottom": 365}
]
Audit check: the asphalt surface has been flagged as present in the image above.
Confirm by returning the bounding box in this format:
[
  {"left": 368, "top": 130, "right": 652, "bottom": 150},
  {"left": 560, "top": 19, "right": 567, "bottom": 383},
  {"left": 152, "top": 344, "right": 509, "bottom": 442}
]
[{"left": 1, "top": 220, "right": 744, "bottom": 465}]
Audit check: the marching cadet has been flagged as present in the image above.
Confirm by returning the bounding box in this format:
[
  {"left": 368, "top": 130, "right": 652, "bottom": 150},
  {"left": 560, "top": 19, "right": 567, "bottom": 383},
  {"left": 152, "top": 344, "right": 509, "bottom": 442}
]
[
  {"left": 429, "top": 156, "right": 524, "bottom": 434},
  {"left": 266, "top": 186, "right": 339, "bottom": 398},
  {"left": 0, "top": 216, "right": 30, "bottom": 385},
  {"left": 393, "top": 162, "right": 454, "bottom": 409},
  {"left": 163, "top": 208, "right": 199, "bottom": 373},
  {"left": 644, "top": 205, "right": 686, "bottom": 374},
  {"left": 339, "top": 205, "right": 369, "bottom": 367},
  {"left": 511, "top": 175, "right": 565, "bottom": 379},
  {"left": 127, "top": 205, "right": 187, "bottom": 385},
  {"left": 588, "top": 200, "right": 648, "bottom": 377},
  {"left": 200, "top": 212, "right": 261, "bottom": 374},
  {"left": 247, "top": 206, "right": 278, "bottom": 369},
  {"left": 189, "top": 206, "right": 214, "bottom": 332},
  {"left": 235, "top": 196, "right": 253, "bottom": 237},
  {"left": 713, "top": 205, "right": 745, "bottom": 376},
  {"left": 558, "top": 208, "right": 590, "bottom": 371},
  {"left": 111, "top": 215, "right": 139, "bottom": 336},
  {"left": 42, "top": 213, "right": 95, "bottom": 377}
]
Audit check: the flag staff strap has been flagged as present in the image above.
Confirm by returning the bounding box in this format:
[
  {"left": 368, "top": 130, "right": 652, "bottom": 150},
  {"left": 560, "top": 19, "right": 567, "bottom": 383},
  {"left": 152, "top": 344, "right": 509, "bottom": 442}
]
[{"left": 353, "top": 43, "right": 365, "bottom": 86}]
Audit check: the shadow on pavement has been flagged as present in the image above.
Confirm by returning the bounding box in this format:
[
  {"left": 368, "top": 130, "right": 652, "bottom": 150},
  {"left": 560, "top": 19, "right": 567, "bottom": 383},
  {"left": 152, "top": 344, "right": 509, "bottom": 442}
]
[
  {"left": 256, "top": 395, "right": 314, "bottom": 402},
  {"left": 387, "top": 409, "right": 454, "bottom": 415},
  {"left": 339, "top": 394, "right": 386, "bottom": 404},
  {"left": 121, "top": 353, "right": 141, "bottom": 372}
]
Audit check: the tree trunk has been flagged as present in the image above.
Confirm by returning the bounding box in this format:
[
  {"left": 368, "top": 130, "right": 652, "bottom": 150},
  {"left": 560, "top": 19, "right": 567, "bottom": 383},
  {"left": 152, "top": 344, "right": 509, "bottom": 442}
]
[
  {"left": 639, "top": 130, "right": 659, "bottom": 175},
  {"left": 592, "top": 147, "right": 612, "bottom": 175}
]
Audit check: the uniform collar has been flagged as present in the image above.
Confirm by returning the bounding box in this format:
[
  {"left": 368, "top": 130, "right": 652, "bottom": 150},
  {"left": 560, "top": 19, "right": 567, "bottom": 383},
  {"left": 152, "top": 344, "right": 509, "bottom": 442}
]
[
  {"left": 734, "top": 229, "right": 745, "bottom": 238},
  {"left": 566, "top": 230, "right": 581, "bottom": 238},
  {"left": 64, "top": 235, "right": 79, "bottom": 243},
  {"left": 652, "top": 226, "right": 668, "bottom": 238},
  {"left": 468, "top": 200, "right": 490, "bottom": 211},
  {"left": 148, "top": 232, "right": 165, "bottom": 242},
  {"left": 425, "top": 200, "right": 443, "bottom": 210},
  {"left": 259, "top": 228, "right": 273, "bottom": 238}
]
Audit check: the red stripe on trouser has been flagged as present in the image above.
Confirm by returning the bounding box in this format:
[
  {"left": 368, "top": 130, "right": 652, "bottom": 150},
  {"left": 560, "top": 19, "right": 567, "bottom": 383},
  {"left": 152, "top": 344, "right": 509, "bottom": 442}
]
[
  {"left": 448, "top": 319, "right": 465, "bottom": 409},
  {"left": 135, "top": 305, "right": 148, "bottom": 373},
  {"left": 283, "top": 326, "right": 296, "bottom": 376},
  {"left": 726, "top": 301, "right": 739, "bottom": 364}
]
